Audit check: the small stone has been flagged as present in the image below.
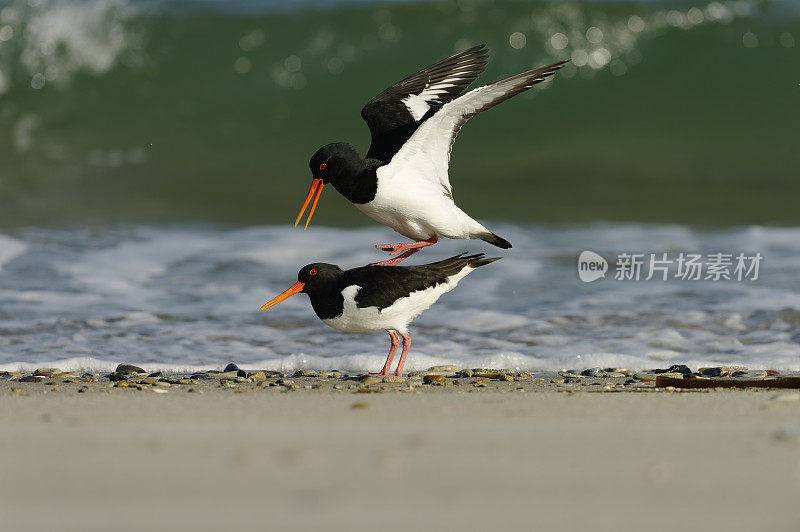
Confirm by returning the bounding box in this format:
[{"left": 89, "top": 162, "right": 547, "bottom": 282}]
[
  {"left": 114, "top": 381, "right": 131, "bottom": 388},
  {"left": 190, "top": 373, "right": 210, "bottom": 379},
  {"left": 153, "top": 381, "right": 171, "bottom": 387},
  {"left": 472, "top": 370, "right": 511, "bottom": 379},
  {"left": 382, "top": 375, "right": 406, "bottom": 383},
  {"left": 108, "top": 373, "right": 127, "bottom": 382},
  {"left": 558, "top": 371, "right": 583, "bottom": 379},
  {"left": 471, "top": 378, "right": 490, "bottom": 386},
  {"left": 655, "top": 372, "right": 685, "bottom": 379},
  {"left": 152, "top": 388, "right": 169, "bottom": 394},
  {"left": 654, "top": 364, "right": 693, "bottom": 376},
  {"left": 18, "top": 376, "right": 43, "bottom": 383},
  {"left": 219, "top": 379, "right": 235, "bottom": 387},
  {"left": 223, "top": 363, "right": 240, "bottom": 373},
  {"left": 351, "top": 402, "right": 370, "bottom": 410},
  {"left": 148, "top": 371, "right": 163, "bottom": 378},
  {"left": 456, "top": 369, "right": 474, "bottom": 378},
  {"left": 293, "top": 369, "right": 318, "bottom": 377},
  {"left": 45, "top": 381, "right": 58, "bottom": 386},
  {"left": 361, "top": 377, "right": 382, "bottom": 386},
  {"left": 81, "top": 375, "right": 98, "bottom": 383},
  {"left": 732, "top": 370, "right": 767, "bottom": 378},
  {"left": 116, "top": 364, "right": 146, "bottom": 375},
  {"left": 33, "top": 371, "right": 54, "bottom": 377},
  {"left": 633, "top": 373, "right": 656, "bottom": 382},
  {"left": 581, "top": 367, "right": 603, "bottom": 377},
  {"left": 216, "top": 371, "right": 239, "bottom": 379},
  {"left": 550, "top": 378, "right": 565, "bottom": 384},
  {"left": 428, "top": 365, "right": 460, "bottom": 372},
  {"left": 249, "top": 371, "right": 266, "bottom": 380},
  {"left": 603, "top": 372, "right": 626, "bottom": 378},
  {"left": 423, "top": 375, "right": 445, "bottom": 384},
  {"left": 500, "top": 374, "right": 514, "bottom": 382},
  {"left": 515, "top": 371, "right": 533, "bottom": 379},
  {"left": 276, "top": 379, "right": 296, "bottom": 387},
  {"left": 699, "top": 366, "right": 747, "bottom": 377}
]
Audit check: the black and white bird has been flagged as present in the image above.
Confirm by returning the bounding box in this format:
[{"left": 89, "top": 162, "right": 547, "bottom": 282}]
[
  {"left": 259, "top": 253, "right": 499, "bottom": 376},
  {"left": 294, "top": 44, "right": 569, "bottom": 265}
]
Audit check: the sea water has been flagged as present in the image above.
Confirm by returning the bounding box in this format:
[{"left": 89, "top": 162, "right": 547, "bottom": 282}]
[{"left": 1, "top": 223, "right": 798, "bottom": 372}]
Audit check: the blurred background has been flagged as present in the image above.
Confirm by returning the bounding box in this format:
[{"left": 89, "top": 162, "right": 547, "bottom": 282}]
[{"left": 0, "top": 0, "right": 798, "bottom": 229}]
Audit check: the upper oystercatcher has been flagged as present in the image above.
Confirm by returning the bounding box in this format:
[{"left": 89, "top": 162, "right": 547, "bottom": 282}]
[
  {"left": 259, "top": 252, "right": 499, "bottom": 376},
  {"left": 294, "top": 44, "right": 569, "bottom": 265}
]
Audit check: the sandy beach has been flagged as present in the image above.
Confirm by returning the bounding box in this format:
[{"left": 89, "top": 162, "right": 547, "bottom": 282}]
[{"left": 2, "top": 370, "right": 799, "bottom": 532}]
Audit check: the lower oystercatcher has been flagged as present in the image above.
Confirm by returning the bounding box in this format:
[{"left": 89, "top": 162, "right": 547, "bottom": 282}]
[
  {"left": 259, "top": 253, "right": 499, "bottom": 376},
  {"left": 294, "top": 44, "right": 569, "bottom": 265}
]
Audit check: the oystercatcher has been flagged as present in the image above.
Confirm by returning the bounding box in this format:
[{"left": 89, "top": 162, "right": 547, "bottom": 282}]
[
  {"left": 259, "top": 252, "right": 499, "bottom": 376},
  {"left": 294, "top": 44, "right": 569, "bottom": 265}
]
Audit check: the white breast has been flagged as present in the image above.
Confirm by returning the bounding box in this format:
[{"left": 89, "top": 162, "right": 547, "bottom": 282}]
[
  {"left": 355, "top": 164, "right": 489, "bottom": 242},
  {"left": 321, "top": 267, "right": 474, "bottom": 334}
]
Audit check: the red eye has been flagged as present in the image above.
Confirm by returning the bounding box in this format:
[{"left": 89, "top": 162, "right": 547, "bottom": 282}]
[
  {"left": 309, "top": 268, "right": 317, "bottom": 275},
  {"left": 319, "top": 163, "right": 326, "bottom": 171}
]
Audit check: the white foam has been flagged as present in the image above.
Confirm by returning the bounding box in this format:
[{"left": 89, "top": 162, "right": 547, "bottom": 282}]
[{"left": 0, "top": 234, "right": 27, "bottom": 270}]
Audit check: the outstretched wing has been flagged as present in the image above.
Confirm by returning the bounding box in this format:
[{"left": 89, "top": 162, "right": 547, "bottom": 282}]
[
  {"left": 385, "top": 59, "right": 570, "bottom": 197},
  {"left": 361, "top": 45, "right": 489, "bottom": 162}
]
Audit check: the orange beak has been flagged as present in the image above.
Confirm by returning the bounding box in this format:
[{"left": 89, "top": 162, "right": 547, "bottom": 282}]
[
  {"left": 259, "top": 281, "right": 305, "bottom": 311},
  {"left": 294, "top": 178, "right": 325, "bottom": 230}
]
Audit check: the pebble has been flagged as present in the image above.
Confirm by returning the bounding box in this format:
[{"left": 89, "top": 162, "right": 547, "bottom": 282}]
[
  {"left": 361, "top": 377, "right": 382, "bottom": 386},
  {"left": 655, "top": 372, "right": 685, "bottom": 379},
  {"left": 603, "top": 372, "right": 626, "bottom": 378},
  {"left": 423, "top": 375, "right": 445, "bottom": 384},
  {"left": 215, "top": 371, "right": 239, "bottom": 379},
  {"left": 472, "top": 370, "right": 511, "bottom": 379},
  {"left": 633, "top": 373, "right": 656, "bottom": 381},
  {"left": 153, "top": 381, "right": 171, "bottom": 387},
  {"left": 276, "top": 379, "right": 296, "bottom": 387},
  {"left": 33, "top": 371, "right": 54, "bottom": 377},
  {"left": 148, "top": 371, "right": 163, "bottom": 378},
  {"left": 190, "top": 373, "right": 210, "bottom": 379},
  {"left": 116, "top": 364, "right": 146, "bottom": 375},
  {"left": 732, "top": 370, "right": 768, "bottom": 378},
  {"left": 351, "top": 402, "right": 370, "bottom": 410},
  {"left": 500, "top": 374, "right": 514, "bottom": 382},
  {"left": 35, "top": 368, "right": 60, "bottom": 374},
  {"left": 223, "top": 363, "right": 240, "bottom": 372},
  {"left": 654, "top": 364, "right": 693, "bottom": 376},
  {"left": 81, "top": 375, "right": 98, "bottom": 383},
  {"left": 699, "top": 366, "right": 748, "bottom": 377},
  {"left": 152, "top": 388, "right": 169, "bottom": 394},
  {"left": 382, "top": 375, "right": 406, "bottom": 383},
  {"left": 108, "top": 373, "right": 127, "bottom": 382},
  {"left": 249, "top": 371, "right": 266, "bottom": 381},
  {"left": 18, "top": 376, "right": 43, "bottom": 383},
  {"left": 455, "top": 369, "right": 474, "bottom": 378},
  {"left": 558, "top": 371, "right": 583, "bottom": 379},
  {"left": 293, "top": 369, "right": 318, "bottom": 377},
  {"left": 581, "top": 367, "right": 603, "bottom": 377},
  {"left": 219, "top": 379, "right": 235, "bottom": 387},
  {"left": 428, "top": 365, "right": 460, "bottom": 372},
  {"left": 550, "top": 378, "right": 565, "bottom": 384},
  {"left": 515, "top": 372, "right": 533, "bottom": 379}
]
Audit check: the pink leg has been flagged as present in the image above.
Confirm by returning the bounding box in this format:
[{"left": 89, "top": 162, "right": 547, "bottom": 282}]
[
  {"left": 376, "top": 234, "right": 438, "bottom": 256},
  {"left": 392, "top": 332, "right": 411, "bottom": 377},
  {"left": 369, "top": 235, "right": 438, "bottom": 266},
  {"left": 364, "top": 331, "right": 400, "bottom": 377}
]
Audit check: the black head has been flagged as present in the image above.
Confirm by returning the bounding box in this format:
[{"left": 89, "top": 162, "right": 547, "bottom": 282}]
[
  {"left": 259, "top": 263, "right": 343, "bottom": 311},
  {"left": 309, "top": 142, "right": 361, "bottom": 185},
  {"left": 297, "top": 263, "right": 343, "bottom": 292}
]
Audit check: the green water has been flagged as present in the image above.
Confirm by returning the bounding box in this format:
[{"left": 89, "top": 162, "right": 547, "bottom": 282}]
[{"left": 0, "top": 0, "right": 798, "bottom": 227}]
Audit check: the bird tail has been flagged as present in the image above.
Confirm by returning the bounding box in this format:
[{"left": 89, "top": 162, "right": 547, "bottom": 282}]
[
  {"left": 477, "top": 232, "right": 512, "bottom": 249},
  {"left": 428, "top": 252, "right": 501, "bottom": 271}
]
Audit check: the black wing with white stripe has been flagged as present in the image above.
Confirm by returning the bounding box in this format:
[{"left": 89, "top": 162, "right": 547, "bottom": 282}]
[
  {"left": 347, "top": 253, "right": 499, "bottom": 310},
  {"left": 361, "top": 45, "right": 489, "bottom": 162}
]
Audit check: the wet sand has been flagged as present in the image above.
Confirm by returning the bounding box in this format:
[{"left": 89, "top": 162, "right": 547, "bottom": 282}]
[{"left": 1, "top": 371, "right": 799, "bottom": 532}]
